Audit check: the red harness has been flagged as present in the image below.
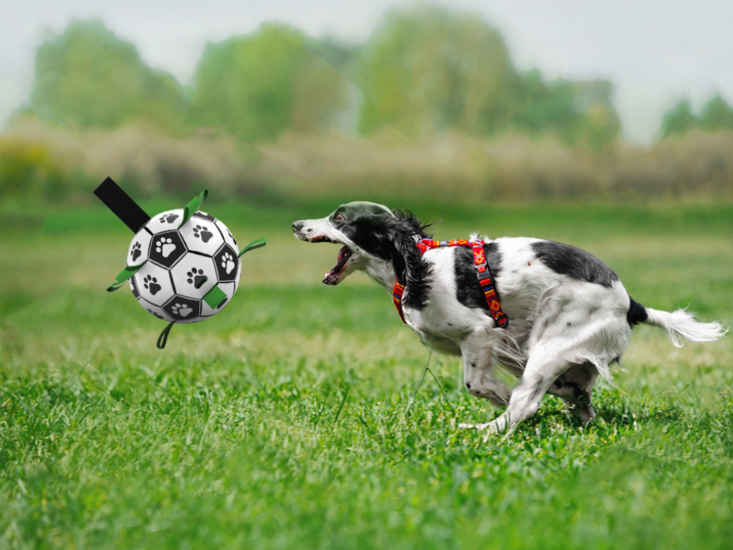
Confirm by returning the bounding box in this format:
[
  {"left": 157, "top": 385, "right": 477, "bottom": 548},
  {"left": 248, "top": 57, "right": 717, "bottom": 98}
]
[{"left": 392, "top": 239, "right": 509, "bottom": 329}]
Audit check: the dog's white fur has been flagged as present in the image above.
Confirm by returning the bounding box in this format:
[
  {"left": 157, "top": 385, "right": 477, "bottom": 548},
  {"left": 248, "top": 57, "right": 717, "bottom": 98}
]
[{"left": 294, "top": 202, "right": 726, "bottom": 434}]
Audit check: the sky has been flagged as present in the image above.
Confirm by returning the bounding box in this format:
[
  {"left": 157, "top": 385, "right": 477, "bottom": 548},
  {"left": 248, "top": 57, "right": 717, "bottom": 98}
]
[{"left": 2, "top": 0, "right": 732, "bottom": 144}]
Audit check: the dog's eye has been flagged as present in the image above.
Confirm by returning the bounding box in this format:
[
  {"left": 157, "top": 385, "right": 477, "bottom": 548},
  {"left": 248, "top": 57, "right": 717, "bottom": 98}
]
[{"left": 335, "top": 215, "right": 344, "bottom": 222}]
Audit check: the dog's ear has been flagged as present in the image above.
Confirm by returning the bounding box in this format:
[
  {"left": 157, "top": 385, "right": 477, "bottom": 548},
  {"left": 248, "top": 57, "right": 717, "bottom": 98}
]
[
  {"left": 384, "top": 211, "right": 430, "bottom": 280},
  {"left": 386, "top": 210, "right": 431, "bottom": 247},
  {"left": 385, "top": 211, "right": 433, "bottom": 305}
]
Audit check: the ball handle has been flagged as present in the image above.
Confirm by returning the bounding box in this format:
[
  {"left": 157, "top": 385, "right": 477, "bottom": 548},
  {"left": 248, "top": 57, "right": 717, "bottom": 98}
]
[
  {"left": 238, "top": 238, "right": 267, "bottom": 257},
  {"left": 157, "top": 321, "right": 176, "bottom": 349},
  {"left": 107, "top": 262, "right": 146, "bottom": 292},
  {"left": 94, "top": 177, "right": 151, "bottom": 233},
  {"left": 179, "top": 190, "right": 209, "bottom": 229}
]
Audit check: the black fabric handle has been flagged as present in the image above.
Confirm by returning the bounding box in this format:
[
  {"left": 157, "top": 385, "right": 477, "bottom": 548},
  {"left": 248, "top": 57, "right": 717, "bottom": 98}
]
[
  {"left": 94, "top": 177, "right": 151, "bottom": 233},
  {"left": 157, "top": 321, "right": 176, "bottom": 349}
]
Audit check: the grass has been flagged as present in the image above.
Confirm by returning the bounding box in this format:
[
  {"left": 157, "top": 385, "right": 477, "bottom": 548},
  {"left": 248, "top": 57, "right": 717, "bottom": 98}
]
[{"left": 0, "top": 198, "right": 732, "bottom": 549}]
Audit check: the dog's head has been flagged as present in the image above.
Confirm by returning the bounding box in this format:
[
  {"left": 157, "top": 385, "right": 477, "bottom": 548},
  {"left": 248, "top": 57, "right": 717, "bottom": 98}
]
[{"left": 292, "top": 201, "right": 427, "bottom": 286}]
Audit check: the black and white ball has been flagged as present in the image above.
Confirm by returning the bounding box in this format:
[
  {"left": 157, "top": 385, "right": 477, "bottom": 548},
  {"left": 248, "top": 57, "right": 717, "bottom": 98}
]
[{"left": 125, "top": 209, "right": 241, "bottom": 323}]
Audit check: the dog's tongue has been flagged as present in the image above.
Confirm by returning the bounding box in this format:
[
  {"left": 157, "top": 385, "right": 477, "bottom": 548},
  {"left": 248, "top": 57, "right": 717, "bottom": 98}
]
[{"left": 323, "top": 246, "right": 352, "bottom": 285}]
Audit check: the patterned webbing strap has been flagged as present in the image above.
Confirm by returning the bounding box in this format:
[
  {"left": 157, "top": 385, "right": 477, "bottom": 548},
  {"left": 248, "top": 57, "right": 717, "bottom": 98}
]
[
  {"left": 469, "top": 241, "right": 509, "bottom": 328},
  {"left": 392, "top": 282, "right": 406, "bottom": 323},
  {"left": 392, "top": 238, "right": 509, "bottom": 329}
]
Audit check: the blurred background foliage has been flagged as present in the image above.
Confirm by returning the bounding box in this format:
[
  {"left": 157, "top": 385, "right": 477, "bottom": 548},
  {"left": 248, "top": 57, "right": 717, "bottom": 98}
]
[
  {"left": 661, "top": 95, "right": 733, "bottom": 139},
  {"left": 2, "top": 3, "right": 733, "bottom": 205},
  {"left": 29, "top": 19, "right": 190, "bottom": 134},
  {"left": 189, "top": 23, "right": 350, "bottom": 141}
]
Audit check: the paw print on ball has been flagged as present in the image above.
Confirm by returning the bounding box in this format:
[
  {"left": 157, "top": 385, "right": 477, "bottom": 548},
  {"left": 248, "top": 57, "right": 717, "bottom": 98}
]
[
  {"left": 169, "top": 255, "right": 216, "bottom": 300},
  {"left": 192, "top": 224, "right": 214, "bottom": 243},
  {"left": 156, "top": 238, "right": 176, "bottom": 257},
  {"left": 130, "top": 242, "right": 142, "bottom": 262},
  {"left": 171, "top": 302, "right": 193, "bottom": 318},
  {"left": 133, "top": 264, "right": 175, "bottom": 307},
  {"left": 162, "top": 296, "right": 201, "bottom": 322},
  {"left": 148, "top": 231, "right": 186, "bottom": 268},
  {"left": 186, "top": 267, "right": 207, "bottom": 289},
  {"left": 180, "top": 218, "right": 224, "bottom": 255},
  {"left": 214, "top": 244, "right": 239, "bottom": 283},
  {"left": 127, "top": 230, "right": 151, "bottom": 266},
  {"left": 221, "top": 252, "right": 235, "bottom": 274},
  {"left": 143, "top": 275, "right": 161, "bottom": 296},
  {"left": 144, "top": 209, "right": 184, "bottom": 235}
]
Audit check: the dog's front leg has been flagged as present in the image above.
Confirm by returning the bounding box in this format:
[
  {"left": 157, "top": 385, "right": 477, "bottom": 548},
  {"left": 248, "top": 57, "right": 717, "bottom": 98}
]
[{"left": 459, "top": 333, "right": 510, "bottom": 408}]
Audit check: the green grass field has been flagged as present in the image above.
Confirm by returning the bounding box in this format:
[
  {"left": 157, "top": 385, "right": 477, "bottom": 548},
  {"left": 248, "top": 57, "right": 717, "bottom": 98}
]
[{"left": 1, "top": 198, "right": 732, "bottom": 549}]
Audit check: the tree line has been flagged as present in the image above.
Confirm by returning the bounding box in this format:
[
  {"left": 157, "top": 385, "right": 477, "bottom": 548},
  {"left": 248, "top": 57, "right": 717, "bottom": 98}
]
[
  {"left": 21, "top": 4, "right": 733, "bottom": 147},
  {"left": 24, "top": 5, "right": 621, "bottom": 148}
]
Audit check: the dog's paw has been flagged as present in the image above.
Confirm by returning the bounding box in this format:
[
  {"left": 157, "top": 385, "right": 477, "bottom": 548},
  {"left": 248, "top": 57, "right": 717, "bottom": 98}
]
[
  {"left": 458, "top": 422, "right": 492, "bottom": 430},
  {"left": 481, "top": 418, "right": 508, "bottom": 441},
  {"left": 459, "top": 416, "right": 510, "bottom": 440}
]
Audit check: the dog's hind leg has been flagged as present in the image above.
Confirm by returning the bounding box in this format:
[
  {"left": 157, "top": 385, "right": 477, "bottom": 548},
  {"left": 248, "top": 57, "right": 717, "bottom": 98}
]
[
  {"left": 484, "top": 340, "right": 575, "bottom": 434},
  {"left": 550, "top": 362, "right": 598, "bottom": 424}
]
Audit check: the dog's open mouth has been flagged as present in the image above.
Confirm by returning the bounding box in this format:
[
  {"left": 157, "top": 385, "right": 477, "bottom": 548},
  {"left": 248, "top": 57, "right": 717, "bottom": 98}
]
[
  {"left": 323, "top": 246, "right": 352, "bottom": 285},
  {"left": 308, "top": 235, "right": 335, "bottom": 243}
]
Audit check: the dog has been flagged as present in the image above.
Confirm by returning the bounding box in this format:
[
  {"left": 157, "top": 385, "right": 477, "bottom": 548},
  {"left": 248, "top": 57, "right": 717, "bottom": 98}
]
[{"left": 292, "top": 201, "right": 726, "bottom": 434}]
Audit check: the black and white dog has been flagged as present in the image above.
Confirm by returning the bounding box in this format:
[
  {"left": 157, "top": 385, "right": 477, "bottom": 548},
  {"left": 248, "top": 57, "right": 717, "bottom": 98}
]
[{"left": 293, "top": 202, "right": 725, "bottom": 434}]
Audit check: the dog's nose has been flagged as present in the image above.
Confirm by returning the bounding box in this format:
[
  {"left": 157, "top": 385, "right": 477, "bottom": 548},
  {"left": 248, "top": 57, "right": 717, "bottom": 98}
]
[{"left": 292, "top": 221, "right": 303, "bottom": 233}]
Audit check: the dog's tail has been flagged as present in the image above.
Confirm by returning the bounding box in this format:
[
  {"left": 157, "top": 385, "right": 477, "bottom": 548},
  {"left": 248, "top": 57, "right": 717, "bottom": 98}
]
[{"left": 629, "top": 297, "right": 727, "bottom": 348}]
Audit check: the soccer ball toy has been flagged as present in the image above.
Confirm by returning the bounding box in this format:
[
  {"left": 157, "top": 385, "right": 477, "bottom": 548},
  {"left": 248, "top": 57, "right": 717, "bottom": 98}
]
[{"left": 95, "top": 177, "right": 265, "bottom": 348}]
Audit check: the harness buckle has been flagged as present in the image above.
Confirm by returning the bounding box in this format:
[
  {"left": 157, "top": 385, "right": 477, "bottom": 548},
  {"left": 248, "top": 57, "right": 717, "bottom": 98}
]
[{"left": 475, "top": 264, "right": 491, "bottom": 280}]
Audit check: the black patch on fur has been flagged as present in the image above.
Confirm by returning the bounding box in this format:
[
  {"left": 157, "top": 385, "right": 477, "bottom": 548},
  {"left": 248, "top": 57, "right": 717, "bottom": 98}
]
[
  {"left": 531, "top": 241, "right": 618, "bottom": 288},
  {"left": 335, "top": 204, "right": 395, "bottom": 260},
  {"left": 627, "top": 297, "right": 648, "bottom": 327},
  {"left": 453, "top": 242, "right": 502, "bottom": 313},
  {"left": 338, "top": 205, "right": 433, "bottom": 309}
]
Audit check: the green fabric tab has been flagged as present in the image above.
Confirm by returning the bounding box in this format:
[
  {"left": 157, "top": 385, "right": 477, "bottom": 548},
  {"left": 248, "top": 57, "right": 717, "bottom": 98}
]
[
  {"left": 107, "top": 262, "right": 146, "bottom": 292},
  {"left": 238, "top": 238, "right": 266, "bottom": 257},
  {"left": 203, "top": 285, "right": 228, "bottom": 309},
  {"left": 179, "top": 189, "right": 209, "bottom": 229},
  {"left": 157, "top": 321, "right": 176, "bottom": 349}
]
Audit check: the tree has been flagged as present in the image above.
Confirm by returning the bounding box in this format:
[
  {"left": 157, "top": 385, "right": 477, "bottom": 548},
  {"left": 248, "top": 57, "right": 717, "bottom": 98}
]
[
  {"left": 697, "top": 94, "right": 733, "bottom": 132},
  {"left": 354, "top": 4, "right": 620, "bottom": 146},
  {"left": 572, "top": 80, "right": 620, "bottom": 148},
  {"left": 355, "top": 4, "right": 523, "bottom": 138},
  {"left": 660, "top": 99, "right": 696, "bottom": 139},
  {"left": 512, "top": 72, "right": 582, "bottom": 143},
  {"left": 29, "top": 19, "right": 189, "bottom": 132},
  {"left": 189, "top": 24, "right": 348, "bottom": 141}
]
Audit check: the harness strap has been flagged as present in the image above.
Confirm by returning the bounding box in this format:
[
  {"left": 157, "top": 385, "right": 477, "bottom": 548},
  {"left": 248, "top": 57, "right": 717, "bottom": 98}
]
[
  {"left": 392, "top": 238, "right": 509, "bottom": 329},
  {"left": 392, "top": 281, "right": 406, "bottom": 323},
  {"left": 471, "top": 242, "right": 509, "bottom": 328}
]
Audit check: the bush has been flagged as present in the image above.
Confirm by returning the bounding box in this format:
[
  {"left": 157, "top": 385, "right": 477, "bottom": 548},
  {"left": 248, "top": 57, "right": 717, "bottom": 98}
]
[
  {"left": 3, "top": 120, "right": 733, "bottom": 206},
  {"left": 0, "top": 134, "right": 87, "bottom": 202}
]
